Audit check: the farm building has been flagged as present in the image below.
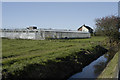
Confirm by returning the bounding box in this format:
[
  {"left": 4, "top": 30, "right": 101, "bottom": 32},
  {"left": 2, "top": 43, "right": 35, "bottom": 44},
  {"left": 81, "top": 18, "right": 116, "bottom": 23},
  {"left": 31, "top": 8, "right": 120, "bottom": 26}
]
[
  {"left": 27, "top": 26, "right": 37, "bottom": 30},
  {"left": 0, "top": 27, "right": 91, "bottom": 40},
  {"left": 78, "top": 24, "right": 93, "bottom": 33}
]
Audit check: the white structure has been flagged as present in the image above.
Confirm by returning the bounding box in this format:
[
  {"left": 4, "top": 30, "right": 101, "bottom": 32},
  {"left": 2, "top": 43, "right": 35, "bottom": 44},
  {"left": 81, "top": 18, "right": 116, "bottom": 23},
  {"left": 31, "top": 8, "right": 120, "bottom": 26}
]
[
  {"left": 81, "top": 26, "right": 89, "bottom": 32},
  {"left": 78, "top": 24, "right": 93, "bottom": 33},
  {"left": 0, "top": 29, "right": 90, "bottom": 40}
]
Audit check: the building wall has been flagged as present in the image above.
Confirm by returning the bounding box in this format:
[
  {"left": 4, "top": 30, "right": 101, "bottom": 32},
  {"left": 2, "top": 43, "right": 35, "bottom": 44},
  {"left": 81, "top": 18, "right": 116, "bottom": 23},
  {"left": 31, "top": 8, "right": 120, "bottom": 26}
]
[
  {"left": 78, "top": 28, "right": 82, "bottom": 31},
  {"left": 0, "top": 30, "right": 90, "bottom": 40},
  {"left": 82, "top": 26, "right": 89, "bottom": 32},
  {"left": 44, "top": 31, "right": 90, "bottom": 39},
  {"left": 1, "top": 31, "right": 36, "bottom": 39}
]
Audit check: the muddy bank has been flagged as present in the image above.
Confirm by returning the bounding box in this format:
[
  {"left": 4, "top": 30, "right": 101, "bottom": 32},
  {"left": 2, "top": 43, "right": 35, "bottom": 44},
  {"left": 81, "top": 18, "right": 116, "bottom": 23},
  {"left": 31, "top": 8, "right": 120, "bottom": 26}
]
[{"left": 2, "top": 45, "right": 108, "bottom": 80}]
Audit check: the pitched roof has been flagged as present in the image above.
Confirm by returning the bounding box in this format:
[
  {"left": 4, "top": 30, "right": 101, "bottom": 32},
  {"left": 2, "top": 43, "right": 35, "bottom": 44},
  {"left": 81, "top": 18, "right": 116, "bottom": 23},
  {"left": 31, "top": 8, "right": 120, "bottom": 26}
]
[{"left": 78, "top": 24, "right": 93, "bottom": 30}]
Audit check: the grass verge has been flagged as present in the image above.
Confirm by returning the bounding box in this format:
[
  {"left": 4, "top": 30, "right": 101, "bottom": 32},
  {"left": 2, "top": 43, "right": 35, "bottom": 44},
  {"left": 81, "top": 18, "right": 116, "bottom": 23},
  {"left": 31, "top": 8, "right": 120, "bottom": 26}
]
[
  {"left": 97, "top": 51, "right": 119, "bottom": 78},
  {"left": 2, "top": 36, "right": 107, "bottom": 79}
]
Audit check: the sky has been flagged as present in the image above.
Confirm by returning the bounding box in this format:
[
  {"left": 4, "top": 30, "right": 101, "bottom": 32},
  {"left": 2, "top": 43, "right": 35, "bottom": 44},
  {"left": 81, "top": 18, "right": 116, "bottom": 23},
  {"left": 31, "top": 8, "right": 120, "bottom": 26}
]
[
  {"left": 1, "top": 0, "right": 120, "bottom": 2},
  {"left": 2, "top": 2, "right": 118, "bottom": 30}
]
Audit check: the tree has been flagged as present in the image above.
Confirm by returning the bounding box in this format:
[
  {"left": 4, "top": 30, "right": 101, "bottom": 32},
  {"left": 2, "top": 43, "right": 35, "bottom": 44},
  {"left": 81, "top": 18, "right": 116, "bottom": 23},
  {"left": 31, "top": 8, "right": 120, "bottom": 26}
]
[{"left": 95, "top": 15, "right": 120, "bottom": 44}]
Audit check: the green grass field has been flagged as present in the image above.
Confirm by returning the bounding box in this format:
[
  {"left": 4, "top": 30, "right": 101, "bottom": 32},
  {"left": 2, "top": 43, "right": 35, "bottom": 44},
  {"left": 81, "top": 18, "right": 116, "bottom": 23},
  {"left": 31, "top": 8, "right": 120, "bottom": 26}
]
[
  {"left": 97, "top": 51, "right": 119, "bottom": 78},
  {"left": 2, "top": 36, "right": 107, "bottom": 79}
]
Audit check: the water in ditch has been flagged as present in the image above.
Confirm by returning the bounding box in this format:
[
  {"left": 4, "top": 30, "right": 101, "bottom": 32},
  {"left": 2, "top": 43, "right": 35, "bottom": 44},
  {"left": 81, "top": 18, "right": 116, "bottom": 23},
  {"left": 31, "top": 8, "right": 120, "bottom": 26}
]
[{"left": 68, "top": 53, "right": 110, "bottom": 80}]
